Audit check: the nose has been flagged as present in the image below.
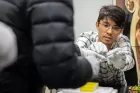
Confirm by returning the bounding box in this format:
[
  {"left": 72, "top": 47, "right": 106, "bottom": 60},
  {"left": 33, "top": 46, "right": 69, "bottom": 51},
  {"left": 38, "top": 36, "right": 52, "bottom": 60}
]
[{"left": 106, "top": 27, "right": 113, "bottom": 35}]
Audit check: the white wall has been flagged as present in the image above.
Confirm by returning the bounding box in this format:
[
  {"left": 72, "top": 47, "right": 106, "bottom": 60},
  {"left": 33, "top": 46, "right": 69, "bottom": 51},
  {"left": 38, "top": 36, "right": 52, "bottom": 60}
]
[{"left": 73, "top": 0, "right": 113, "bottom": 39}]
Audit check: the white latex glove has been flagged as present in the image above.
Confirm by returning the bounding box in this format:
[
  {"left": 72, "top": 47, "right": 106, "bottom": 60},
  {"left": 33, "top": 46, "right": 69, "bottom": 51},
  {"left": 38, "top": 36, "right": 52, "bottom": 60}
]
[
  {"left": 0, "top": 22, "right": 17, "bottom": 72},
  {"left": 88, "top": 42, "right": 108, "bottom": 56},
  {"left": 81, "top": 48, "right": 107, "bottom": 62},
  {"left": 107, "top": 48, "right": 126, "bottom": 70}
]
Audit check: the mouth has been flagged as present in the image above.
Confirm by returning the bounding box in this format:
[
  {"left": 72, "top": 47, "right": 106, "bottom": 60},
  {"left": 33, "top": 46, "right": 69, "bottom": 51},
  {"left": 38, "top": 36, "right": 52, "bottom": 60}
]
[{"left": 104, "top": 36, "right": 112, "bottom": 41}]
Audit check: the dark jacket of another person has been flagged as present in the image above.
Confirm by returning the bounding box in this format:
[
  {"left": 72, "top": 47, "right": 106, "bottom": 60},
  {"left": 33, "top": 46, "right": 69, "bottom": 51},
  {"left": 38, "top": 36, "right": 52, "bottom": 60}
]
[{"left": 0, "top": 0, "right": 93, "bottom": 93}]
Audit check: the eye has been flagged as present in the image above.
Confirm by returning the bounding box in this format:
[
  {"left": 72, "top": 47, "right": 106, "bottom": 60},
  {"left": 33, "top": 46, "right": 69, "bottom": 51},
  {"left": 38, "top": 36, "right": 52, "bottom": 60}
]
[
  {"left": 103, "top": 24, "right": 109, "bottom": 28},
  {"left": 113, "top": 26, "right": 121, "bottom": 30}
]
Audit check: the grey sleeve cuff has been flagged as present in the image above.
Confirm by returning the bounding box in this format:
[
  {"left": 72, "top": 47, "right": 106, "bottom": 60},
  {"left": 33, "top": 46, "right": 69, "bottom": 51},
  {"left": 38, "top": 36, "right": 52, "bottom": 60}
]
[{"left": 85, "top": 55, "right": 100, "bottom": 79}]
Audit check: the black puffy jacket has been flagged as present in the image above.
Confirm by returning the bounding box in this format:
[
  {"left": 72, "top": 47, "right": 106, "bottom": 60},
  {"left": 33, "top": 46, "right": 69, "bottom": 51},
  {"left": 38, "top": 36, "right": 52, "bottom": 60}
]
[{"left": 0, "top": 0, "right": 93, "bottom": 93}]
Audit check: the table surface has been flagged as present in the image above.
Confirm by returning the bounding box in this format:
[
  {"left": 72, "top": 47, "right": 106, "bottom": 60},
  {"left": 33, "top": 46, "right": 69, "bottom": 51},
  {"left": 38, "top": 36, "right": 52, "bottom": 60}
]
[{"left": 57, "top": 86, "right": 129, "bottom": 93}]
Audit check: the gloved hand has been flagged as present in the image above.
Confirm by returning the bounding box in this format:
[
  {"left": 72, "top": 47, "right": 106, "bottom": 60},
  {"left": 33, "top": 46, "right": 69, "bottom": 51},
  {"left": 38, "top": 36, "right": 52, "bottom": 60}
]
[
  {"left": 0, "top": 22, "right": 17, "bottom": 72},
  {"left": 107, "top": 48, "right": 126, "bottom": 70},
  {"left": 88, "top": 42, "right": 108, "bottom": 56},
  {"left": 80, "top": 48, "right": 107, "bottom": 62}
]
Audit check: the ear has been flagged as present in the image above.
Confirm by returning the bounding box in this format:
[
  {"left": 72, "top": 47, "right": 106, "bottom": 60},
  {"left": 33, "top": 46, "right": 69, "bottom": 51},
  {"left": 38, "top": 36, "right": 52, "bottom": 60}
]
[
  {"left": 96, "top": 22, "right": 99, "bottom": 29},
  {"left": 120, "top": 28, "right": 124, "bottom": 34}
]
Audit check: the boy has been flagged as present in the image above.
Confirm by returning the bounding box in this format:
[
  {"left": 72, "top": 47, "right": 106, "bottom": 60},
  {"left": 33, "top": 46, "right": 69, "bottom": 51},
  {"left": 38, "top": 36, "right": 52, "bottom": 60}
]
[{"left": 76, "top": 5, "right": 135, "bottom": 87}]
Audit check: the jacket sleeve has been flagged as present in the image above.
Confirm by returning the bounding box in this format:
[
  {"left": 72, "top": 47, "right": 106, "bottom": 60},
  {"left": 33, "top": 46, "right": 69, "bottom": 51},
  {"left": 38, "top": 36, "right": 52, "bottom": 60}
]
[{"left": 27, "top": 0, "right": 93, "bottom": 89}]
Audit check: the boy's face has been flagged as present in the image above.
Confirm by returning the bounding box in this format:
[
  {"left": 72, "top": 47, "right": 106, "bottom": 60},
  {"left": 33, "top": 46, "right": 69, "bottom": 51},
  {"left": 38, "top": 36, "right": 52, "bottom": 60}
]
[{"left": 96, "top": 17, "right": 123, "bottom": 49}]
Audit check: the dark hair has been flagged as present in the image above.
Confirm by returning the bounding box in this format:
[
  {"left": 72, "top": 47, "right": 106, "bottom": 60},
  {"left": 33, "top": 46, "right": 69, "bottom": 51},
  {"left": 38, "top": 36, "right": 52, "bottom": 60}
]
[{"left": 97, "top": 5, "right": 126, "bottom": 28}]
